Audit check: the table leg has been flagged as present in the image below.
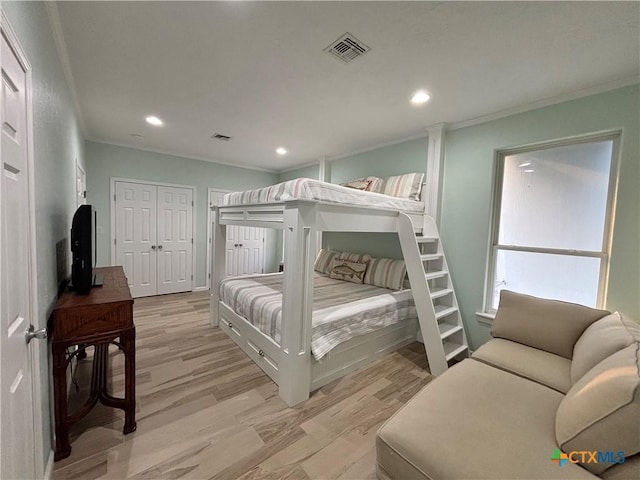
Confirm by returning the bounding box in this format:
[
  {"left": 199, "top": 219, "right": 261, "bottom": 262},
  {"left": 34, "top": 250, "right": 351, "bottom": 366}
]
[
  {"left": 121, "top": 328, "right": 137, "bottom": 434},
  {"left": 52, "top": 343, "right": 71, "bottom": 461}
]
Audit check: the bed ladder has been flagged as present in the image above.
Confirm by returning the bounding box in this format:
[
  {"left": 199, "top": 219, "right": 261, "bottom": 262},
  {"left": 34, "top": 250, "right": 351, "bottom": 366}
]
[{"left": 397, "top": 214, "right": 469, "bottom": 376}]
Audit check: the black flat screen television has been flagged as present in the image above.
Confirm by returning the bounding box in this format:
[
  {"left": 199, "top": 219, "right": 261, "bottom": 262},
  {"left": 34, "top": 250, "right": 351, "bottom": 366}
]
[{"left": 70, "top": 204, "right": 103, "bottom": 293}]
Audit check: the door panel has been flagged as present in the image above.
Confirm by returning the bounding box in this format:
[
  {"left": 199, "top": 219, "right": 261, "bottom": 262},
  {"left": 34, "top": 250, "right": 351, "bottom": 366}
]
[
  {"left": 115, "top": 182, "right": 157, "bottom": 297},
  {"left": 1, "top": 27, "right": 36, "bottom": 480},
  {"left": 156, "top": 186, "right": 193, "bottom": 295},
  {"left": 236, "top": 227, "right": 264, "bottom": 276}
]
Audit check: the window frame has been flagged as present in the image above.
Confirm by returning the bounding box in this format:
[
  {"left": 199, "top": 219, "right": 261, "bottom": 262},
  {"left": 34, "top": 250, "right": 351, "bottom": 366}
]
[{"left": 485, "top": 131, "right": 621, "bottom": 314}]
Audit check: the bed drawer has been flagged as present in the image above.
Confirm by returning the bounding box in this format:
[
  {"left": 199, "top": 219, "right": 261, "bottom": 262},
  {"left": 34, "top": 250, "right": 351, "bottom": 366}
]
[
  {"left": 219, "top": 308, "right": 244, "bottom": 342},
  {"left": 245, "top": 328, "right": 280, "bottom": 382}
]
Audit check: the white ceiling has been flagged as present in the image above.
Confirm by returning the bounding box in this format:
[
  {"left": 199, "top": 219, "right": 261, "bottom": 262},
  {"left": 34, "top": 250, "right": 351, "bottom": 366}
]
[{"left": 53, "top": 1, "right": 639, "bottom": 172}]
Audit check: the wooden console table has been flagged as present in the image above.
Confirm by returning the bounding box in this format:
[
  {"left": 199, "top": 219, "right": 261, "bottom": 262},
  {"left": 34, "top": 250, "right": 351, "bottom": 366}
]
[{"left": 50, "top": 266, "right": 136, "bottom": 461}]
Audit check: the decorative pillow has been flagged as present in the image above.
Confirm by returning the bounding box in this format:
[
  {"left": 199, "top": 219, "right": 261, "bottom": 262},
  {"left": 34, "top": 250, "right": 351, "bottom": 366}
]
[
  {"left": 360, "top": 176, "right": 384, "bottom": 193},
  {"left": 364, "top": 258, "right": 406, "bottom": 290},
  {"left": 340, "top": 179, "right": 372, "bottom": 191},
  {"left": 314, "top": 249, "right": 340, "bottom": 275},
  {"left": 491, "top": 290, "right": 609, "bottom": 359},
  {"left": 338, "top": 251, "right": 372, "bottom": 264},
  {"left": 571, "top": 312, "right": 640, "bottom": 384},
  {"left": 328, "top": 258, "right": 368, "bottom": 284},
  {"left": 556, "top": 344, "right": 640, "bottom": 474},
  {"left": 382, "top": 173, "right": 424, "bottom": 201}
]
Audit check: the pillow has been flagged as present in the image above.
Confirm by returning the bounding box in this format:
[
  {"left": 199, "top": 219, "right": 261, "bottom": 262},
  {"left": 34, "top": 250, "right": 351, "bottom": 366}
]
[
  {"left": 556, "top": 344, "right": 640, "bottom": 474},
  {"left": 328, "top": 258, "right": 368, "bottom": 284},
  {"left": 338, "top": 251, "right": 372, "bottom": 264},
  {"left": 314, "top": 249, "right": 340, "bottom": 275},
  {"left": 364, "top": 258, "right": 406, "bottom": 290},
  {"left": 571, "top": 312, "right": 640, "bottom": 384},
  {"left": 382, "top": 173, "right": 424, "bottom": 201},
  {"left": 340, "top": 179, "right": 371, "bottom": 191},
  {"left": 491, "top": 290, "right": 609, "bottom": 359}
]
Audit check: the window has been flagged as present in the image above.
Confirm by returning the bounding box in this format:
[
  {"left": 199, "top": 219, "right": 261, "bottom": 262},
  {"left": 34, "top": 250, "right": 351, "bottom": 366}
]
[{"left": 486, "top": 134, "right": 619, "bottom": 312}]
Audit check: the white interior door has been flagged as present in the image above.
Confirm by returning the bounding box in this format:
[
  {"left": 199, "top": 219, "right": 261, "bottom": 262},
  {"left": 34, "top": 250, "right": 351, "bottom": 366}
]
[
  {"left": 225, "top": 225, "right": 240, "bottom": 277},
  {"left": 76, "top": 163, "right": 86, "bottom": 206},
  {"left": 157, "top": 186, "right": 193, "bottom": 295},
  {"left": 1, "top": 26, "right": 37, "bottom": 480},
  {"left": 115, "top": 182, "right": 158, "bottom": 297},
  {"left": 236, "top": 226, "right": 264, "bottom": 275}
]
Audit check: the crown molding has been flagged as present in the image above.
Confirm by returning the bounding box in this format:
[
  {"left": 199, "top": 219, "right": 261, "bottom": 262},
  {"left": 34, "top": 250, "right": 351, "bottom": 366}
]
[
  {"left": 45, "top": 2, "right": 87, "bottom": 137},
  {"left": 449, "top": 76, "right": 639, "bottom": 131},
  {"left": 85, "top": 138, "right": 279, "bottom": 174}
]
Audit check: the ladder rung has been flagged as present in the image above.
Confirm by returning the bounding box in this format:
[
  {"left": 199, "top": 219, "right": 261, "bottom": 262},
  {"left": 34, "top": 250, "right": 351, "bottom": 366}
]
[
  {"left": 434, "top": 305, "right": 458, "bottom": 319},
  {"left": 438, "top": 323, "right": 463, "bottom": 340},
  {"left": 416, "top": 236, "right": 438, "bottom": 243},
  {"left": 420, "top": 253, "right": 442, "bottom": 262},
  {"left": 443, "top": 341, "right": 468, "bottom": 361},
  {"left": 430, "top": 287, "right": 453, "bottom": 300},
  {"left": 425, "top": 270, "right": 447, "bottom": 280}
]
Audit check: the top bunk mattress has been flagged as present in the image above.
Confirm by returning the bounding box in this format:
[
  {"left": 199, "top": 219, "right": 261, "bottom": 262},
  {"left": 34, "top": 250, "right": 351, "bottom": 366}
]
[{"left": 223, "top": 178, "right": 424, "bottom": 213}]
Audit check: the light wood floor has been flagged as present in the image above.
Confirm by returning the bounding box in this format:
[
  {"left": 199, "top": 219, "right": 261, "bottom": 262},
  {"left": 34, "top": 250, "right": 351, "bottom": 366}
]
[{"left": 52, "top": 291, "right": 433, "bottom": 480}]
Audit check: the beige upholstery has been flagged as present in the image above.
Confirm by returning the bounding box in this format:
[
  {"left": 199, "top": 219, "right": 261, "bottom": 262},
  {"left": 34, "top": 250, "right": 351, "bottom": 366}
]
[
  {"left": 473, "top": 338, "right": 572, "bottom": 393},
  {"left": 492, "top": 290, "right": 608, "bottom": 359},
  {"left": 556, "top": 344, "right": 640, "bottom": 475},
  {"left": 376, "top": 360, "right": 595, "bottom": 479},
  {"left": 601, "top": 454, "right": 640, "bottom": 480},
  {"left": 571, "top": 312, "right": 640, "bottom": 384}
]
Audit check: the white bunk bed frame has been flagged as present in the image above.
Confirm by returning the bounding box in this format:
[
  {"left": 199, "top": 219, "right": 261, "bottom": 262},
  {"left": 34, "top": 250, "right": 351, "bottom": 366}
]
[{"left": 210, "top": 200, "right": 425, "bottom": 406}]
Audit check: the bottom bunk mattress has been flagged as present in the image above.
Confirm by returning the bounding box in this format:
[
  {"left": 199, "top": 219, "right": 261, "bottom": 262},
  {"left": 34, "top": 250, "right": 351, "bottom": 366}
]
[{"left": 219, "top": 272, "right": 416, "bottom": 360}]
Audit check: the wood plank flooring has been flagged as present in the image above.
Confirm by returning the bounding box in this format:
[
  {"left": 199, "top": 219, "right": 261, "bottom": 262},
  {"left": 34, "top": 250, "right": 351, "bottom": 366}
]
[{"left": 53, "top": 291, "right": 433, "bottom": 480}]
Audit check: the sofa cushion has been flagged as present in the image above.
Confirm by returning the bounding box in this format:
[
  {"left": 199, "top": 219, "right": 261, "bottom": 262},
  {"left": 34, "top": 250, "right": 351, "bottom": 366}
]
[
  {"left": 491, "top": 290, "right": 609, "bottom": 359},
  {"left": 376, "top": 359, "right": 594, "bottom": 479},
  {"left": 556, "top": 344, "right": 640, "bottom": 475},
  {"left": 571, "top": 312, "right": 640, "bottom": 384},
  {"left": 473, "top": 338, "right": 572, "bottom": 393}
]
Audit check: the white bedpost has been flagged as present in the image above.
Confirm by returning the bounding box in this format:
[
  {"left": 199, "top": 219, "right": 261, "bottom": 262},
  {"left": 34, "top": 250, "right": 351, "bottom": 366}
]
[
  {"left": 317, "top": 156, "right": 330, "bottom": 250},
  {"left": 425, "top": 123, "right": 447, "bottom": 227},
  {"left": 210, "top": 206, "right": 226, "bottom": 326},
  {"left": 280, "top": 201, "right": 316, "bottom": 406}
]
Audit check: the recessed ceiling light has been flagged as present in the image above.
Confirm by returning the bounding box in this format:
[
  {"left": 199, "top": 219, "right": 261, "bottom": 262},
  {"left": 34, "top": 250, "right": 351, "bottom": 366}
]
[
  {"left": 145, "top": 115, "right": 163, "bottom": 126},
  {"left": 276, "top": 147, "right": 287, "bottom": 155},
  {"left": 524, "top": 169, "right": 535, "bottom": 173},
  {"left": 411, "top": 90, "right": 431, "bottom": 104},
  {"left": 519, "top": 162, "right": 532, "bottom": 168}
]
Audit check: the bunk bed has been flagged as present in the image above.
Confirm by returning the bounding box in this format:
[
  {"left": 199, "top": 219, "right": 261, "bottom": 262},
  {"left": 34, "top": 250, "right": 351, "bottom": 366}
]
[{"left": 210, "top": 177, "right": 466, "bottom": 406}]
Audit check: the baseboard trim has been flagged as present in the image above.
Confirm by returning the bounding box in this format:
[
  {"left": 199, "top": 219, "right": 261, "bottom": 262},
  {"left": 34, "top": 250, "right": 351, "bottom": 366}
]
[
  {"left": 193, "top": 286, "right": 209, "bottom": 292},
  {"left": 43, "top": 449, "right": 54, "bottom": 479}
]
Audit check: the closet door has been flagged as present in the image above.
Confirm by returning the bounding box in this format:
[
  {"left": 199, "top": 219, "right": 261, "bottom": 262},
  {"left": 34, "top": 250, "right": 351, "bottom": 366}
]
[
  {"left": 115, "top": 182, "right": 158, "bottom": 297},
  {"left": 156, "top": 186, "right": 193, "bottom": 295},
  {"left": 225, "top": 225, "right": 240, "bottom": 277},
  {"left": 236, "top": 227, "right": 264, "bottom": 275}
]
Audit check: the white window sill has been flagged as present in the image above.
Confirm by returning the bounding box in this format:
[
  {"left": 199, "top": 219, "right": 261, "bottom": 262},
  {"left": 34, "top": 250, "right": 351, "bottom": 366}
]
[{"left": 475, "top": 311, "right": 496, "bottom": 326}]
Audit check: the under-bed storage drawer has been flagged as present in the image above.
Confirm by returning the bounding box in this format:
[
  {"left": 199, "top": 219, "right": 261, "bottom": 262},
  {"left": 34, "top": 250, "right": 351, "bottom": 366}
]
[
  {"left": 219, "top": 305, "right": 245, "bottom": 342},
  {"left": 245, "top": 327, "right": 280, "bottom": 382}
]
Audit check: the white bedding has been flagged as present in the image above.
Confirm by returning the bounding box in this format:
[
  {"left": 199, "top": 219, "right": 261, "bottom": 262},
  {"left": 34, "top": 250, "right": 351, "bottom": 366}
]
[
  {"left": 223, "top": 178, "right": 424, "bottom": 213},
  {"left": 219, "top": 272, "right": 417, "bottom": 360}
]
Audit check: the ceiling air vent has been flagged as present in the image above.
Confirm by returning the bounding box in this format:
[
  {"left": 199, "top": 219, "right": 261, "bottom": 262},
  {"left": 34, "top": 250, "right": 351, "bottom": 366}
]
[
  {"left": 324, "top": 33, "right": 370, "bottom": 64},
  {"left": 211, "top": 133, "right": 231, "bottom": 141}
]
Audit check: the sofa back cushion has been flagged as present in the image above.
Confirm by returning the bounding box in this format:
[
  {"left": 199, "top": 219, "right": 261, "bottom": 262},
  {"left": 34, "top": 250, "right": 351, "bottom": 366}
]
[
  {"left": 556, "top": 344, "right": 640, "bottom": 475},
  {"left": 491, "top": 290, "right": 609, "bottom": 359},
  {"left": 571, "top": 312, "right": 640, "bottom": 384}
]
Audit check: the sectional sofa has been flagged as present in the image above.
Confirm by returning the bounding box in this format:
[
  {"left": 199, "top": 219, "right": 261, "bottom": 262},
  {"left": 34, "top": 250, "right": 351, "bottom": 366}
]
[{"left": 376, "top": 290, "right": 640, "bottom": 479}]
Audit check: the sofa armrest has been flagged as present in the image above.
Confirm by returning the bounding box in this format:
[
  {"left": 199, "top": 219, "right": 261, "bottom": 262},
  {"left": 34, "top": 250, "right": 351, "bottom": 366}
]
[{"left": 491, "top": 290, "right": 609, "bottom": 359}]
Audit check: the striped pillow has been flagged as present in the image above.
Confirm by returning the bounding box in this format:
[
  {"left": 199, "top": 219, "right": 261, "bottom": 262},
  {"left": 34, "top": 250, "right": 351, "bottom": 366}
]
[
  {"left": 382, "top": 173, "right": 424, "bottom": 201},
  {"left": 338, "top": 251, "right": 372, "bottom": 264},
  {"left": 314, "top": 249, "right": 340, "bottom": 275},
  {"left": 364, "top": 258, "right": 407, "bottom": 290}
]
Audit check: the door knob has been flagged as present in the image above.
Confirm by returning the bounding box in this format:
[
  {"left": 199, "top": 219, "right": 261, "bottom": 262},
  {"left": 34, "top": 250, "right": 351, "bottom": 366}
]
[
  {"left": 234, "top": 243, "right": 238, "bottom": 247},
  {"left": 157, "top": 245, "right": 163, "bottom": 250},
  {"left": 25, "top": 324, "right": 47, "bottom": 344},
  {"left": 151, "top": 245, "right": 156, "bottom": 250},
  {"left": 239, "top": 244, "right": 243, "bottom": 247}
]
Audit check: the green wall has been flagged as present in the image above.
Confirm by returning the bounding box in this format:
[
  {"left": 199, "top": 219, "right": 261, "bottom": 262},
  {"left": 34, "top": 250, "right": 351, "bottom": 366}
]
[
  {"left": 442, "top": 85, "right": 640, "bottom": 350},
  {"left": 3, "top": 1, "right": 86, "bottom": 469},
  {"left": 85, "top": 141, "right": 279, "bottom": 286},
  {"left": 278, "top": 163, "right": 319, "bottom": 181}
]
